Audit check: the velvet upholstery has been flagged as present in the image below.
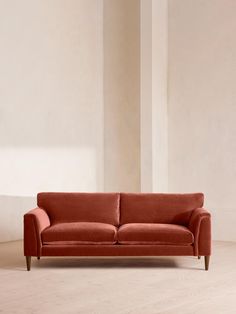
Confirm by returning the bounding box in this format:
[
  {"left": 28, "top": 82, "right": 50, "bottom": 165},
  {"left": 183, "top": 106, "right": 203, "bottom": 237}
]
[
  {"left": 188, "top": 208, "right": 211, "bottom": 256},
  {"left": 37, "top": 192, "right": 120, "bottom": 226},
  {"left": 117, "top": 223, "right": 193, "bottom": 245},
  {"left": 120, "top": 193, "right": 204, "bottom": 225},
  {"left": 42, "top": 244, "right": 194, "bottom": 256},
  {"left": 24, "top": 192, "right": 211, "bottom": 270},
  {"left": 42, "top": 222, "right": 117, "bottom": 245},
  {"left": 24, "top": 207, "right": 50, "bottom": 256}
]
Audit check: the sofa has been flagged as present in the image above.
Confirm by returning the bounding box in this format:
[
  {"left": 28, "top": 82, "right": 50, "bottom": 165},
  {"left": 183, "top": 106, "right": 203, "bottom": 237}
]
[{"left": 24, "top": 192, "right": 211, "bottom": 271}]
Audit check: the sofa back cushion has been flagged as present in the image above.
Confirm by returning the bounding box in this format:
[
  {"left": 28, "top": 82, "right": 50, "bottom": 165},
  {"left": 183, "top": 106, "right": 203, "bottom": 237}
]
[
  {"left": 120, "top": 193, "right": 204, "bottom": 225},
  {"left": 37, "top": 193, "right": 120, "bottom": 226}
]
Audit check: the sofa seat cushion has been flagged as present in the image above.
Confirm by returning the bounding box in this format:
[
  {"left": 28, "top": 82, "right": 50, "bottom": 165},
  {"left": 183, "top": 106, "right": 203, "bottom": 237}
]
[
  {"left": 117, "top": 223, "right": 194, "bottom": 245},
  {"left": 42, "top": 222, "right": 117, "bottom": 245}
]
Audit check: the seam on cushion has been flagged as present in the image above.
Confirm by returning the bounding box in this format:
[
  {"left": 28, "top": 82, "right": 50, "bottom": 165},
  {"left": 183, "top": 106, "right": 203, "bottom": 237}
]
[
  {"left": 114, "top": 226, "right": 118, "bottom": 242},
  {"left": 118, "top": 193, "right": 121, "bottom": 227},
  {"left": 43, "top": 241, "right": 118, "bottom": 245},
  {"left": 118, "top": 241, "right": 193, "bottom": 245},
  {"left": 119, "top": 193, "right": 123, "bottom": 226}
]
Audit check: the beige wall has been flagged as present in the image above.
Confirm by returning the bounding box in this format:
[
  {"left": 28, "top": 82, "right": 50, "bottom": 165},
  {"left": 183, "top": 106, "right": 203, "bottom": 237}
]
[
  {"left": 140, "top": 0, "right": 168, "bottom": 192},
  {"left": 168, "top": 0, "right": 236, "bottom": 241},
  {"left": 104, "top": 0, "right": 140, "bottom": 192},
  {"left": 140, "top": 0, "right": 153, "bottom": 192},
  {"left": 0, "top": 0, "right": 104, "bottom": 196},
  {"left": 0, "top": 0, "right": 104, "bottom": 241},
  {"left": 152, "top": 0, "right": 168, "bottom": 192}
]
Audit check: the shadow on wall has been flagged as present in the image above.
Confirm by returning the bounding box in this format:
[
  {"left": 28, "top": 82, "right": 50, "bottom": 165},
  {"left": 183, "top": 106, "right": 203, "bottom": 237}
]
[
  {"left": 0, "top": 146, "right": 102, "bottom": 243},
  {"left": 0, "top": 195, "right": 36, "bottom": 242}
]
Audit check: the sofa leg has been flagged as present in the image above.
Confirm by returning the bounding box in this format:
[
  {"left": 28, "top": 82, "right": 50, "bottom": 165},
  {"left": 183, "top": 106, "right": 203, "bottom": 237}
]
[
  {"left": 26, "top": 256, "right": 31, "bottom": 271},
  {"left": 37, "top": 257, "right": 40, "bottom": 260},
  {"left": 198, "top": 256, "right": 201, "bottom": 259},
  {"left": 204, "top": 256, "right": 210, "bottom": 271}
]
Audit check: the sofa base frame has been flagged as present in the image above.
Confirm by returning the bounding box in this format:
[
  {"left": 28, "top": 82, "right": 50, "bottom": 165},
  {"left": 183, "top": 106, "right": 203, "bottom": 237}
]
[{"left": 25, "top": 255, "right": 210, "bottom": 271}]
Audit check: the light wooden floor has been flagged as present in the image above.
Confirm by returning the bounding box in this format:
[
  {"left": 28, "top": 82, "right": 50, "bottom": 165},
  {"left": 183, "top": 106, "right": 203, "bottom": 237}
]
[{"left": 0, "top": 241, "right": 235, "bottom": 314}]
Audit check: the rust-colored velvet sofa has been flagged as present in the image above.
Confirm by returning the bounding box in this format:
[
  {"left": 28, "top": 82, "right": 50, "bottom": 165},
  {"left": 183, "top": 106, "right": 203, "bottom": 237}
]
[{"left": 24, "top": 192, "right": 211, "bottom": 271}]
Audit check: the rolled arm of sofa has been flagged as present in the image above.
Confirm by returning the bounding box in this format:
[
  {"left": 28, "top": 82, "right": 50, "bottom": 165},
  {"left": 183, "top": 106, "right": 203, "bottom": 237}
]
[
  {"left": 188, "top": 208, "right": 211, "bottom": 256},
  {"left": 24, "top": 207, "right": 50, "bottom": 257}
]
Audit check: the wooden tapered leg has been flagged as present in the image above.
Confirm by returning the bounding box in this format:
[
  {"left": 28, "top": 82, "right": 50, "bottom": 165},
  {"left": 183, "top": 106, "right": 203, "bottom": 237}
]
[
  {"left": 198, "top": 256, "right": 201, "bottom": 259},
  {"left": 37, "top": 257, "right": 40, "bottom": 260},
  {"left": 26, "top": 256, "right": 31, "bottom": 271},
  {"left": 204, "top": 256, "right": 210, "bottom": 271}
]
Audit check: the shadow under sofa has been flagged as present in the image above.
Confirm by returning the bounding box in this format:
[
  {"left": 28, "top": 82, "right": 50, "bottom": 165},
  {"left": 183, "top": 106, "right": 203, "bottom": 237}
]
[{"left": 24, "top": 192, "right": 211, "bottom": 271}]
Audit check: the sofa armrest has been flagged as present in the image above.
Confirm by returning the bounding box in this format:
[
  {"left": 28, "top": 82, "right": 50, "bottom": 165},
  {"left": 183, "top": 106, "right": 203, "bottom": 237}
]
[
  {"left": 189, "top": 208, "right": 211, "bottom": 256},
  {"left": 24, "top": 207, "right": 50, "bottom": 257}
]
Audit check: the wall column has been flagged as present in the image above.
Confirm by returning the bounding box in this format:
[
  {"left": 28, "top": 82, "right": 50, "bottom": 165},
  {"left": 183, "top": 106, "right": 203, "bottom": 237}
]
[{"left": 140, "top": 0, "right": 168, "bottom": 192}]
